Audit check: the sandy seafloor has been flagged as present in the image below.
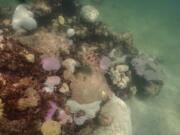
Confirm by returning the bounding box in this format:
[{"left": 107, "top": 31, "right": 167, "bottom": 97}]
[
  {"left": 1, "top": 0, "right": 180, "bottom": 135},
  {"left": 80, "top": 0, "right": 180, "bottom": 135}
]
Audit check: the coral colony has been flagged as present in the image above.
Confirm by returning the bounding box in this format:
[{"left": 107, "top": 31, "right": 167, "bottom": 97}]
[{"left": 0, "top": 0, "right": 163, "bottom": 135}]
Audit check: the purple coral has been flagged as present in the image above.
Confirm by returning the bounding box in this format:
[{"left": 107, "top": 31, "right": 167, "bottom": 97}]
[
  {"left": 41, "top": 56, "right": 61, "bottom": 71},
  {"left": 99, "top": 56, "right": 111, "bottom": 72},
  {"left": 45, "top": 101, "right": 57, "bottom": 121}
]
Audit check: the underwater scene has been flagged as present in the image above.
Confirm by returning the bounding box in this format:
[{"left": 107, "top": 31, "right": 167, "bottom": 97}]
[{"left": 0, "top": 0, "right": 180, "bottom": 135}]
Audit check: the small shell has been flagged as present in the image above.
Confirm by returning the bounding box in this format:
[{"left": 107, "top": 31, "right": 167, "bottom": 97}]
[
  {"left": 59, "top": 83, "right": 69, "bottom": 94},
  {"left": 24, "top": 53, "right": 35, "bottom": 63},
  {"left": 58, "top": 15, "right": 65, "bottom": 25},
  {"left": 62, "top": 58, "right": 79, "bottom": 73}
]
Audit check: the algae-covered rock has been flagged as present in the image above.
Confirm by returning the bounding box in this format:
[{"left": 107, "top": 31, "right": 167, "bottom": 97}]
[{"left": 131, "top": 54, "right": 163, "bottom": 96}]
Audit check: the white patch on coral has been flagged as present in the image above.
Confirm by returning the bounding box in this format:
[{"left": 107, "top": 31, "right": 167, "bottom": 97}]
[
  {"left": 12, "top": 4, "right": 37, "bottom": 33},
  {"left": 66, "top": 100, "right": 101, "bottom": 119}
]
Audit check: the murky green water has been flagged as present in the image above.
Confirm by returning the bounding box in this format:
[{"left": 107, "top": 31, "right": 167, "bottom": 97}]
[{"left": 81, "top": 0, "right": 180, "bottom": 135}]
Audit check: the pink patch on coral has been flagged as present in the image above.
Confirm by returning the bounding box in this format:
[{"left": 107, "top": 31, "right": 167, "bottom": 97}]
[
  {"left": 99, "top": 56, "right": 111, "bottom": 72},
  {"left": 44, "top": 76, "right": 61, "bottom": 86},
  {"left": 58, "top": 110, "right": 73, "bottom": 125},
  {"left": 41, "top": 56, "right": 61, "bottom": 71},
  {"left": 45, "top": 101, "right": 57, "bottom": 121}
]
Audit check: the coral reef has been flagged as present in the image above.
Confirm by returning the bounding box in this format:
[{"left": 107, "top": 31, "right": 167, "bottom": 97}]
[{"left": 0, "top": 0, "right": 164, "bottom": 134}]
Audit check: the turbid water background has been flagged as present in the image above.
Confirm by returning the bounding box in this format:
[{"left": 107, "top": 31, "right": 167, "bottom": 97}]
[
  {"left": 81, "top": 0, "right": 180, "bottom": 135},
  {"left": 1, "top": 0, "right": 180, "bottom": 135}
]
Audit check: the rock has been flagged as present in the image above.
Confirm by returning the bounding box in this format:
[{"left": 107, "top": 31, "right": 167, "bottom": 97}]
[
  {"left": 131, "top": 54, "right": 163, "bottom": 96},
  {"left": 69, "top": 70, "right": 112, "bottom": 104},
  {"left": 80, "top": 5, "right": 99, "bottom": 23},
  {"left": 12, "top": 4, "right": 37, "bottom": 33},
  {"left": 78, "top": 95, "right": 132, "bottom": 135}
]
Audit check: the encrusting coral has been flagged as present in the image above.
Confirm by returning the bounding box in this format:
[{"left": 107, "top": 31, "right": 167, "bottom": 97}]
[
  {"left": 41, "top": 120, "right": 61, "bottom": 135},
  {"left": 110, "top": 64, "right": 130, "bottom": 89}
]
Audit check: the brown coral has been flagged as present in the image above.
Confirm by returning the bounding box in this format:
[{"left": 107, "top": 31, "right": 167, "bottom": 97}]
[
  {"left": 17, "top": 87, "right": 40, "bottom": 110},
  {"left": 0, "top": 98, "right": 4, "bottom": 119}
]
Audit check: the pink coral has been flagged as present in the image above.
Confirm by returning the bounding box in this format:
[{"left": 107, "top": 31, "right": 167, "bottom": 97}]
[
  {"left": 44, "top": 76, "right": 61, "bottom": 86},
  {"left": 58, "top": 109, "right": 73, "bottom": 125},
  {"left": 45, "top": 101, "right": 57, "bottom": 121},
  {"left": 41, "top": 56, "right": 61, "bottom": 71},
  {"left": 99, "top": 56, "right": 111, "bottom": 72}
]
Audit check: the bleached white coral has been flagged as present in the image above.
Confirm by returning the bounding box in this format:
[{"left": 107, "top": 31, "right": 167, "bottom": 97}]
[
  {"left": 80, "top": 5, "right": 99, "bottom": 23},
  {"left": 110, "top": 65, "right": 130, "bottom": 89},
  {"left": 12, "top": 4, "right": 37, "bottom": 33}
]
